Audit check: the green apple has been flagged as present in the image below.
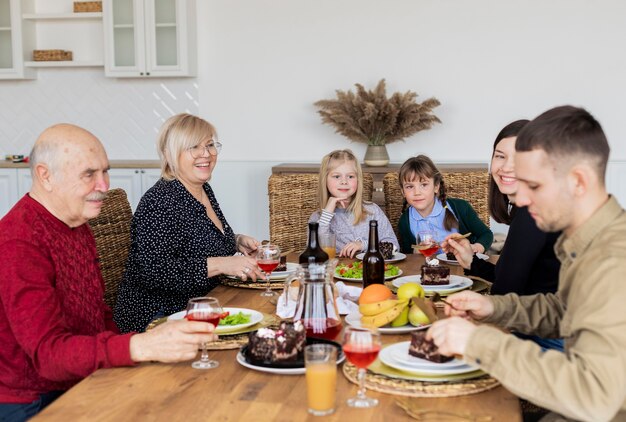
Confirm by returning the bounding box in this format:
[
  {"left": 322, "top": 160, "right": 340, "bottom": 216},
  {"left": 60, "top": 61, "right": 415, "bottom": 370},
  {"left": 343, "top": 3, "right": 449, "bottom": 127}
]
[
  {"left": 397, "top": 282, "right": 425, "bottom": 301},
  {"left": 391, "top": 306, "right": 409, "bottom": 327},
  {"left": 408, "top": 304, "right": 430, "bottom": 326}
]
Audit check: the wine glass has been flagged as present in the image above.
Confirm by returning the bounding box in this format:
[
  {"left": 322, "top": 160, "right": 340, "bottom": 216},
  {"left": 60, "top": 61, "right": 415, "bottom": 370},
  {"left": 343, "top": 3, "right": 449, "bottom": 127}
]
[
  {"left": 342, "top": 327, "right": 381, "bottom": 408},
  {"left": 257, "top": 243, "right": 281, "bottom": 297},
  {"left": 185, "top": 297, "right": 223, "bottom": 369},
  {"left": 417, "top": 230, "right": 440, "bottom": 264}
]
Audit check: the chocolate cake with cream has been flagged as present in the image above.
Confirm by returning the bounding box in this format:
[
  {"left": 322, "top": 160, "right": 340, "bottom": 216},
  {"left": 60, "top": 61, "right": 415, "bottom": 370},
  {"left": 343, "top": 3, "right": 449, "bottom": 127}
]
[
  {"left": 379, "top": 242, "right": 394, "bottom": 260},
  {"left": 420, "top": 264, "right": 450, "bottom": 285},
  {"left": 247, "top": 321, "right": 306, "bottom": 363},
  {"left": 409, "top": 330, "right": 453, "bottom": 363}
]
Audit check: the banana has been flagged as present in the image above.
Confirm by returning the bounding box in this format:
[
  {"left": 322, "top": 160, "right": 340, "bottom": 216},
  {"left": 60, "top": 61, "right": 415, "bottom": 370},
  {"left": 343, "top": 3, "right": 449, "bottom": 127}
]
[
  {"left": 359, "top": 299, "right": 405, "bottom": 316},
  {"left": 361, "top": 301, "right": 409, "bottom": 328}
]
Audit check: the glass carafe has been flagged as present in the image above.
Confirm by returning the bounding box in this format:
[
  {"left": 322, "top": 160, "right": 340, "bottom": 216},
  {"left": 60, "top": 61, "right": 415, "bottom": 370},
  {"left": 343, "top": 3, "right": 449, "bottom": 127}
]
[{"left": 291, "top": 261, "right": 342, "bottom": 340}]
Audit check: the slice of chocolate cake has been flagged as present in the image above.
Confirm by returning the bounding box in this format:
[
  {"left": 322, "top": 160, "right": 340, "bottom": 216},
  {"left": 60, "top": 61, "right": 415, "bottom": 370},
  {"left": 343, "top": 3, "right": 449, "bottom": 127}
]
[
  {"left": 446, "top": 252, "right": 456, "bottom": 261},
  {"left": 409, "top": 331, "right": 453, "bottom": 363},
  {"left": 379, "top": 242, "right": 395, "bottom": 260},
  {"left": 247, "top": 321, "right": 306, "bottom": 363},
  {"left": 420, "top": 264, "right": 450, "bottom": 285}
]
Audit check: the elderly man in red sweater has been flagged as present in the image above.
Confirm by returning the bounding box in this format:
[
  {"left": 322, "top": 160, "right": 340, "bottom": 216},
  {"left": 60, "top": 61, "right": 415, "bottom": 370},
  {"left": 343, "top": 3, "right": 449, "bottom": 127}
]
[{"left": 0, "top": 124, "right": 217, "bottom": 421}]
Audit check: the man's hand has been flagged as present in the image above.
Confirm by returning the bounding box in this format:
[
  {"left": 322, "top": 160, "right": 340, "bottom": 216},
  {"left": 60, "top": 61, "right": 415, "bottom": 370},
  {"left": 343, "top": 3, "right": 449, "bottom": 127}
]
[
  {"left": 427, "top": 317, "right": 477, "bottom": 357},
  {"left": 443, "top": 290, "right": 495, "bottom": 320},
  {"left": 130, "top": 320, "right": 218, "bottom": 363},
  {"left": 441, "top": 236, "right": 474, "bottom": 269}
]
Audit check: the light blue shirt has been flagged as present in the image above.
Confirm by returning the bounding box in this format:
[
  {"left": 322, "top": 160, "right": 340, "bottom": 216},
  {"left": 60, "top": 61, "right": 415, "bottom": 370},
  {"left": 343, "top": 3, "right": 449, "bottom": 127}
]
[{"left": 409, "top": 198, "right": 459, "bottom": 243}]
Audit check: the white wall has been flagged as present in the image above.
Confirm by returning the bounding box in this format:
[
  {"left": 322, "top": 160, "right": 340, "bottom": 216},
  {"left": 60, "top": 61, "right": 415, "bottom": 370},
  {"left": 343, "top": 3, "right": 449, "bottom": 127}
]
[
  {"left": 1, "top": 0, "right": 626, "bottom": 241},
  {"left": 198, "top": 0, "right": 626, "bottom": 240}
]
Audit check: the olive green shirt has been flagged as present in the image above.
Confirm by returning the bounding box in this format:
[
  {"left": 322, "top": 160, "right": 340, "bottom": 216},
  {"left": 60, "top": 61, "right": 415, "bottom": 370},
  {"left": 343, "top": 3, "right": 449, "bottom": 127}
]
[{"left": 464, "top": 195, "right": 626, "bottom": 422}]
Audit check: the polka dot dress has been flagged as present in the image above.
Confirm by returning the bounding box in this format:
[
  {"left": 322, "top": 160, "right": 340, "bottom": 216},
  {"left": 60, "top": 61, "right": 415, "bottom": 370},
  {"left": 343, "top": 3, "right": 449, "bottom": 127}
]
[{"left": 114, "top": 178, "right": 237, "bottom": 333}]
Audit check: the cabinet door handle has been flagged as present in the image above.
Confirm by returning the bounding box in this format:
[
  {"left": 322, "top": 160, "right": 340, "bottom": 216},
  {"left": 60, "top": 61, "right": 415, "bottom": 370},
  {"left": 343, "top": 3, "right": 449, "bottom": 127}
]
[
  {"left": 140, "top": 72, "right": 144, "bottom": 76},
  {"left": 146, "top": 72, "right": 150, "bottom": 76},
  {"left": 135, "top": 170, "right": 139, "bottom": 174},
  {"left": 141, "top": 170, "right": 145, "bottom": 174}
]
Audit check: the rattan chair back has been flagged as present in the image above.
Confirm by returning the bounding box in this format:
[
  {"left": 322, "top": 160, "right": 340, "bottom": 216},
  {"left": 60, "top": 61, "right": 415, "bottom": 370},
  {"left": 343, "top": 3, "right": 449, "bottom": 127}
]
[
  {"left": 89, "top": 188, "right": 133, "bottom": 310},
  {"left": 383, "top": 171, "right": 490, "bottom": 237},
  {"left": 268, "top": 173, "right": 374, "bottom": 252}
]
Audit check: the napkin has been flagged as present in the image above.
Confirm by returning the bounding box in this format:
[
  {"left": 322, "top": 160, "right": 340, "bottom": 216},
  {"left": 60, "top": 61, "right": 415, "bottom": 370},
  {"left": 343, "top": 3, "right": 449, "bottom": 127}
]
[{"left": 275, "top": 281, "right": 362, "bottom": 318}]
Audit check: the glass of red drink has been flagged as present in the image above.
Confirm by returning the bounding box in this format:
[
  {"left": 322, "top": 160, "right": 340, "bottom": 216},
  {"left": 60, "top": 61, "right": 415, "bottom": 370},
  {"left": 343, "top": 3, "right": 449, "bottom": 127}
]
[
  {"left": 185, "top": 297, "right": 223, "bottom": 369},
  {"left": 417, "top": 230, "right": 440, "bottom": 264},
  {"left": 256, "top": 243, "right": 281, "bottom": 297},
  {"left": 342, "top": 327, "right": 381, "bottom": 408}
]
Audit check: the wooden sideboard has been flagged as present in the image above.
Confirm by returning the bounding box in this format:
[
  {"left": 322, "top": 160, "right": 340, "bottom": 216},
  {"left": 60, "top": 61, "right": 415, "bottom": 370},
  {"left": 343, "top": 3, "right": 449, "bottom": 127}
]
[{"left": 272, "top": 163, "right": 489, "bottom": 206}]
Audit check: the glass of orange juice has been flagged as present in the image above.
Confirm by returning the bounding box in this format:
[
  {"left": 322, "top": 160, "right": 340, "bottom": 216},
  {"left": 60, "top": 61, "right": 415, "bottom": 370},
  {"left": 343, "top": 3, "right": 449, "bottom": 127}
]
[
  {"left": 305, "top": 344, "right": 337, "bottom": 416},
  {"left": 319, "top": 233, "right": 336, "bottom": 260}
]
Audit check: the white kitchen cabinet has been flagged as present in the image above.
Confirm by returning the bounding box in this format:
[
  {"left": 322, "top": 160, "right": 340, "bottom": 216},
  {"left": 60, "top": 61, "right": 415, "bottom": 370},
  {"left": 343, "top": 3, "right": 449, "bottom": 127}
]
[
  {"left": 108, "top": 168, "right": 160, "bottom": 210},
  {"left": 103, "top": 0, "right": 196, "bottom": 77},
  {"left": 0, "top": 0, "right": 34, "bottom": 79},
  {"left": 0, "top": 168, "right": 19, "bottom": 216}
]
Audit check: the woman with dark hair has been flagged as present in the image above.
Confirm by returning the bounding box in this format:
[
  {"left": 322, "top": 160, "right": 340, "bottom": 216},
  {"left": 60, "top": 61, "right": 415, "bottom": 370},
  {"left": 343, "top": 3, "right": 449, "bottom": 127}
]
[
  {"left": 444, "top": 120, "right": 562, "bottom": 350},
  {"left": 446, "top": 119, "right": 560, "bottom": 296}
]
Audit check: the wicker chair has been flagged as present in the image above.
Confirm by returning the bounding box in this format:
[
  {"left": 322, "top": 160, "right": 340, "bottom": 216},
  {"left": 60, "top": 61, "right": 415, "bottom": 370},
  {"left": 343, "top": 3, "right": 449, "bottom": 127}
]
[
  {"left": 268, "top": 173, "right": 374, "bottom": 253},
  {"left": 89, "top": 188, "right": 133, "bottom": 310},
  {"left": 383, "top": 171, "right": 490, "bottom": 238}
]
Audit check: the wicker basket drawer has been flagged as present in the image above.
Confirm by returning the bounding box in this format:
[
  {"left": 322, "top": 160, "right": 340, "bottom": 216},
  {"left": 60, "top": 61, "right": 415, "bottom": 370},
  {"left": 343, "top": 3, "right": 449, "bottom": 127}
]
[
  {"left": 33, "top": 50, "right": 73, "bottom": 61},
  {"left": 73, "top": 1, "right": 102, "bottom": 13}
]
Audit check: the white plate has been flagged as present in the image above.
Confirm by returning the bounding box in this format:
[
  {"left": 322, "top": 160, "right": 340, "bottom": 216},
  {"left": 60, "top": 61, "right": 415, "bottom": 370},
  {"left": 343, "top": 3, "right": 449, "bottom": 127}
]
[
  {"left": 345, "top": 311, "right": 430, "bottom": 334},
  {"left": 391, "top": 274, "right": 473, "bottom": 294},
  {"left": 389, "top": 347, "right": 467, "bottom": 369},
  {"left": 355, "top": 252, "right": 407, "bottom": 263},
  {"left": 379, "top": 342, "right": 478, "bottom": 375},
  {"left": 236, "top": 347, "right": 346, "bottom": 375},
  {"left": 436, "top": 253, "right": 489, "bottom": 265},
  {"left": 334, "top": 269, "right": 403, "bottom": 283},
  {"left": 167, "top": 307, "right": 264, "bottom": 334}
]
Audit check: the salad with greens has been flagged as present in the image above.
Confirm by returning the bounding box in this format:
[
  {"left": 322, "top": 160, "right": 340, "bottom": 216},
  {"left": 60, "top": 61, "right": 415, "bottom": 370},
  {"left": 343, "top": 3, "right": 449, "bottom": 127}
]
[
  {"left": 218, "top": 312, "right": 251, "bottom": 326},
  {"left": 335, "top": 261, "right": 400, "bottom": 279}
]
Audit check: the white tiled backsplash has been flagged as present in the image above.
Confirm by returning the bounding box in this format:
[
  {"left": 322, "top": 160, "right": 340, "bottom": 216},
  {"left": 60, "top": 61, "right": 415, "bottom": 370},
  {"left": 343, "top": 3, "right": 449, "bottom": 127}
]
[{"left": 0, "top": 68, "right": 199, "bottom": 159}]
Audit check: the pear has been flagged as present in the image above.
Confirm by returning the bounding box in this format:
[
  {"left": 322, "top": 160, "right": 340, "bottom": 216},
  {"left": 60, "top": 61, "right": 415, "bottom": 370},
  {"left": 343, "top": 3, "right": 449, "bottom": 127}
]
[
  {"left": 408, "top": 304, "right": 431, "bottom": 326},
  {"left": 397, "top": 282, "right": 425, "bottom": 301},
  {"left": 391, "top": 305, "right": 409, "bottom": 327}
]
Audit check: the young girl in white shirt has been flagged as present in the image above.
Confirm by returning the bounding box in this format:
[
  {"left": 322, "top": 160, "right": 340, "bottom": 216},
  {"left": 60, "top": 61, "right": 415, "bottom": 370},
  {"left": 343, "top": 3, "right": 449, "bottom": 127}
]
[{"left": 309, "top": 149, "right": 399, "bottom": 258}]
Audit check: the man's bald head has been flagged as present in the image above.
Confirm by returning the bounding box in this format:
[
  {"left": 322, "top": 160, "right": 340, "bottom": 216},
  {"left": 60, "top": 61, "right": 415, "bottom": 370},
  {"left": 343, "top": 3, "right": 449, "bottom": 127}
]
[{"left": 30, "top": 124, "right": 105, "bottom": 180}]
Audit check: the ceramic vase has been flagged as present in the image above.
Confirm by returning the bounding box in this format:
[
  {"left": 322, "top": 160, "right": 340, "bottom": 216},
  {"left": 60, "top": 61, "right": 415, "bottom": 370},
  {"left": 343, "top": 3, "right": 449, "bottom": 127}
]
[{"left": 363, "top": 145, "right": 389, "bottom": 166}]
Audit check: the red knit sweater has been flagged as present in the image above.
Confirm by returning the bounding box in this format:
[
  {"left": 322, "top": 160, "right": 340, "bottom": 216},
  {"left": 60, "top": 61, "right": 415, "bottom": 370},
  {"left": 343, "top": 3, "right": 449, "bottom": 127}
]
[{"left": 0, "top": 195, "right": 135, "bottom": 403}]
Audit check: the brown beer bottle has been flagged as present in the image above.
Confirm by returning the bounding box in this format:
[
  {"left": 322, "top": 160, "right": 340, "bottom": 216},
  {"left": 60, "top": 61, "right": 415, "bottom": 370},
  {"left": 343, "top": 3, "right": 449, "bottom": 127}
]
[
  {"left": 299, "top": 222, "right": 329, "bottom": 264},
  {"left": 363, "top": 220, "right": 385, "bottom": 287}
]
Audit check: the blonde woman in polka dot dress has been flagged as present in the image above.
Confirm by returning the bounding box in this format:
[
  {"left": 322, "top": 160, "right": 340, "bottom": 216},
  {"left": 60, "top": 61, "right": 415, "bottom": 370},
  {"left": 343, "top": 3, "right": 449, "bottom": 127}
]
[{"left": 114, "top": 114, "right": 264, "bottom": 333}]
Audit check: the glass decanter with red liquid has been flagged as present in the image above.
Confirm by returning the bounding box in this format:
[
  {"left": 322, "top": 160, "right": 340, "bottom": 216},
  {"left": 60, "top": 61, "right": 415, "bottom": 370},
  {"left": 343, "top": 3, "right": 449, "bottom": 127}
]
[{"left": 292, "top": 261, "right": 342, "bottom": 340}]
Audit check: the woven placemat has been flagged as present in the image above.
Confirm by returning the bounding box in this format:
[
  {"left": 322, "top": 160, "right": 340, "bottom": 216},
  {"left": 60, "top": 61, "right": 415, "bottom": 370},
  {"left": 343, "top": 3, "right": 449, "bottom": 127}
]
[
  {"left": 342, "top": 362, "right": 500, "bottom": 398},
  {"left": 220, "top": 277, "right": 286, "bottom": 290},
  {"left": 146, "top": 313, "right": 281, "bottom": 350}
]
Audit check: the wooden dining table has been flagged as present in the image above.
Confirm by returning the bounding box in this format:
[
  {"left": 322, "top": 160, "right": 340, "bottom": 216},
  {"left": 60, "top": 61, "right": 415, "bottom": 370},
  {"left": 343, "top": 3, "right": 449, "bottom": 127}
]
[{"left": 34, "top": 253, "right": 521, "bottom": 421}]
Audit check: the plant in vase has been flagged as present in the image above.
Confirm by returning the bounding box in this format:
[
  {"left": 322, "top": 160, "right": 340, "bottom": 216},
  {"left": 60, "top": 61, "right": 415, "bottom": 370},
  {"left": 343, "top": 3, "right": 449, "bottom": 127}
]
[{"left": 314, "top": 79, "right": 441, "bottom": 166}]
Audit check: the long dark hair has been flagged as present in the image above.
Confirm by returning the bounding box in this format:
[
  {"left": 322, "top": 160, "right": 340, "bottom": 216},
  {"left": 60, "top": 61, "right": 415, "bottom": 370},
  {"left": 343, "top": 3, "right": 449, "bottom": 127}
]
[
  {"left": 398, "top": 155, "right": 458, "bottom": 231},
  {"left": 489, "top": 119, "right": 529, "bottom": 224}
]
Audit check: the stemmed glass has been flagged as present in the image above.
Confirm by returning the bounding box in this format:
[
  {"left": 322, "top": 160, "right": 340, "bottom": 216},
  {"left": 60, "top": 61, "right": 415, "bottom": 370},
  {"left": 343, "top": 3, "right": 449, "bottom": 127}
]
[
  {"left": 256, "top": 243, "right": 281, "bottom": 297},
  {"left": 417, "top": 230, "right": 440, "bottom": 264},
  {"left": 185, "top": 297, "right": 223, "bottom": 369},
  {"left": 342, "top": 327, "right": 382, "bottom": 408}
]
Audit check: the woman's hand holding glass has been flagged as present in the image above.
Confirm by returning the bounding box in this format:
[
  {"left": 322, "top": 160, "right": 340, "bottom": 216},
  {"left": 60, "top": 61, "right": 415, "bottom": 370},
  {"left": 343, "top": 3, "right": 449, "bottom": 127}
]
[
  {"left": 206, "top": 255, "right": 263, "bottom": 281},
  {"left": 442, "top": 235, "right": 474, "bottom": 269}
]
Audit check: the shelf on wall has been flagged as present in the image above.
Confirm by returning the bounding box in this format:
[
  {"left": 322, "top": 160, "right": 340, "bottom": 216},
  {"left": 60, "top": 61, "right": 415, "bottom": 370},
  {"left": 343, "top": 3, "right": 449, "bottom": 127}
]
[
  {"left": 22, "top": 13, "right": 103, "bottom": 20},
  {"left": 24, "top": 60, "right": 104, "bottom": 68}
]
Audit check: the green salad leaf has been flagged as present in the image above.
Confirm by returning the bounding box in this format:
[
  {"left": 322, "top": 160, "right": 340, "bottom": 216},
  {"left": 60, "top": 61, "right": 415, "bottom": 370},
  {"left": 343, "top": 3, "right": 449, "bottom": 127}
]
[
  {"left": 218, "top": 312, "right": 251, "bottom": 326},
  {"left": 335, "top": 261, "right": 399, "bottom": 279}
]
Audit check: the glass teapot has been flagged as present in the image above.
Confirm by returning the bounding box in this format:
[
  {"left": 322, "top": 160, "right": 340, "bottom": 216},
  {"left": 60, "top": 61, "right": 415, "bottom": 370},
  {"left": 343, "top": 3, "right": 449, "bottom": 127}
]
[{"left": 285, "top": 260, "right": 342, "bottom": 340}]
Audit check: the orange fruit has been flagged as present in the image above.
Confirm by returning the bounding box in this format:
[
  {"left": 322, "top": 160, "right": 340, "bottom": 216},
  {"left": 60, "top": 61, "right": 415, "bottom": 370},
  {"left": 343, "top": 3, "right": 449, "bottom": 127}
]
[{"left": 358, "top": 284, "right": 393, "bottom": 305}]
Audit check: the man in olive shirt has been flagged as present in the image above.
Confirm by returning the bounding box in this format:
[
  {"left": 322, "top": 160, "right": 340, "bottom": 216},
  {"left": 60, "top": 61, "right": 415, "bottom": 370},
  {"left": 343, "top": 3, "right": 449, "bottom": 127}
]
[{"left": 434, "top": 106, "right": 626, "bottom": 421}]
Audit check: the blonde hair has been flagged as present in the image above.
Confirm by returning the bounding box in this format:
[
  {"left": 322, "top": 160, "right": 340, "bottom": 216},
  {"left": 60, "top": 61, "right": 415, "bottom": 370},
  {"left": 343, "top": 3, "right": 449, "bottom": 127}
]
[
  {"left": 318, "top": 149, "right": 368, "bottom": 224},
  {"left": 157, "top": 113, "right": 218, "bottom": 180}
]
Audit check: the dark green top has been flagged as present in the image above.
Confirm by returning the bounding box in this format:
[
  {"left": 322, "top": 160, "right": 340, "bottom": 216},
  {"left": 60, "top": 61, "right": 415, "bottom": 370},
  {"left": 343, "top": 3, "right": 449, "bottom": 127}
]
[{"left": 398, "top": 197, "right": 493, "bottom": 254}]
